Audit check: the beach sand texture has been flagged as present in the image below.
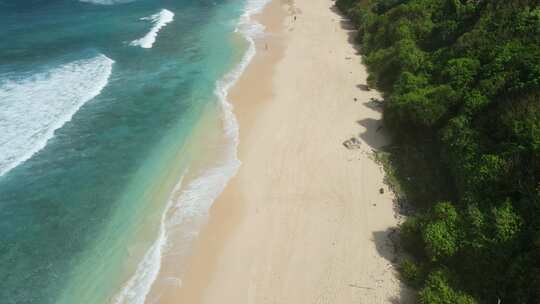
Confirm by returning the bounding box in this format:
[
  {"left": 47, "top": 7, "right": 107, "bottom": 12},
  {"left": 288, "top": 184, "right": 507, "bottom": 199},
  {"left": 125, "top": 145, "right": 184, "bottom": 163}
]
[{"left": 160, "top": 0, "right": 411, "bottom": 302}]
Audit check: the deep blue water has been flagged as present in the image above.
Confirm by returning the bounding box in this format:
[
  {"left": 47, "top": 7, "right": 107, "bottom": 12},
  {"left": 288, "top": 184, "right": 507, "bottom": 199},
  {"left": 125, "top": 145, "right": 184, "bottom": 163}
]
[{"left": 0, "top": 0, "right": 246, "bottom": 303}]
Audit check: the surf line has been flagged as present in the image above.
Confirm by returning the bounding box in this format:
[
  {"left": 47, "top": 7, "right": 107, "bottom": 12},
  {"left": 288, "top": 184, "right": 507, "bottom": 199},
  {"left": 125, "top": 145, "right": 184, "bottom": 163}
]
[{"left": 113, "top": 0, "right": 272, "bottom": 302}]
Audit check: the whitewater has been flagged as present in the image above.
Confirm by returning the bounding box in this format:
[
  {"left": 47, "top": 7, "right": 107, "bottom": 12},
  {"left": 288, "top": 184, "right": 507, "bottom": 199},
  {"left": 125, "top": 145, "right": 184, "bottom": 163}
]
[
  {"left": 0, "top": 0, "right": 268, "bottom": 303},
  {"left": 0, "top": 54, "right": 114, "bottom": 177},
  {"left": 112, "top": 0, "right": 270, "bottom": 303},
  {"left": 130, "top": 9, "right": 175, "bottom": 49}
]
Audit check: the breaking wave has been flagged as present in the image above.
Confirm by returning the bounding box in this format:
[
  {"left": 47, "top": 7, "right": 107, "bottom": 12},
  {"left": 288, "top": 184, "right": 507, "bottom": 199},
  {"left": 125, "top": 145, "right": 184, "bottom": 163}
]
[
  {"left": 130, "top": 9, "right": 175, "bottom": 49},
  {"left": 0, "top": 54, "right": 114, "bottom": 176}
]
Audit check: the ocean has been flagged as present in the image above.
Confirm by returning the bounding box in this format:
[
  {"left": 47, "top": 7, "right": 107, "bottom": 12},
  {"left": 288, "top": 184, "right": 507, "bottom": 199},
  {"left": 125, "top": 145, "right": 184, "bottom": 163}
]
[{"left": 0, "top": 0, "right": 266, "bottom": 303}]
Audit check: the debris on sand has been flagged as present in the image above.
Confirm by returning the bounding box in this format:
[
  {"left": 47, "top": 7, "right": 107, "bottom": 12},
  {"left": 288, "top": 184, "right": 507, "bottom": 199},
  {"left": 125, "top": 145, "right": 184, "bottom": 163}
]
[{"left": 343, "top": 136, "right": 362, "bottom": 150}]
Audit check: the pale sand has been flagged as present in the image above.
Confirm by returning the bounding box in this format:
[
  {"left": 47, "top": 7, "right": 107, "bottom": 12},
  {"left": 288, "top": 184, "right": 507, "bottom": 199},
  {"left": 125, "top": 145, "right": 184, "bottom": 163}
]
[{"left": 160, "top": 0, "right": 411, "bottom": 303}]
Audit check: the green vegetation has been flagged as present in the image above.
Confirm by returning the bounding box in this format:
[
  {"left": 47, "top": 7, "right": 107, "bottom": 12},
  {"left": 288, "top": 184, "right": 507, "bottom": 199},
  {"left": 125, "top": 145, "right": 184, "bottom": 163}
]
[{"left": 337, "top": 0, "right": 540, "bottom": 302}]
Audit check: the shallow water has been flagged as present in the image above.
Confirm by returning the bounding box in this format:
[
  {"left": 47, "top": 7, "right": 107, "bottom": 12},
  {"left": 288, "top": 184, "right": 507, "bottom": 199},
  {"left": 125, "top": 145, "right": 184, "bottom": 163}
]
[{"left": 0, "top": 0, "right": 257, "bottom": 303}]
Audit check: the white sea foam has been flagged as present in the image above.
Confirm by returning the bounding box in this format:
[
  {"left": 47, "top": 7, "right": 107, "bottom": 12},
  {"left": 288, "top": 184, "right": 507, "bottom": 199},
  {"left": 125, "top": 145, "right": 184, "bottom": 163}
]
[
  {"left": 0, "top": 54, "right": 114, "bottom": 177},
  {"left": 130, "top": 9, "right": 175, "bottom": 49},
  {"left": 79, "top": 0, "right": 135, "bottom": 5},
  {"left": 113, "top": 0, "right": 271, "bottom": 302},
  {"left": 113, "top": 175, "right": 185, "bottom": 304}
]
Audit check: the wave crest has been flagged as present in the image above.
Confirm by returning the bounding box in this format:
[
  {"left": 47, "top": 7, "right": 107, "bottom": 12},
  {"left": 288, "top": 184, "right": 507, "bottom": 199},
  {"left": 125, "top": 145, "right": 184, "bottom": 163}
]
[
  {"left": 130, "top": 9, "right": 175, "bottom": 49},
  {"left": 0, "top": 54, "right": 114, "bottom": 176}
]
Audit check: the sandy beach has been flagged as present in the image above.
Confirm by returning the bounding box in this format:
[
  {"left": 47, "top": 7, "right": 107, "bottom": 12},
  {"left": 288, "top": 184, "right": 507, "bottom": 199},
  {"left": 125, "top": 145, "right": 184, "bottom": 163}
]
[{"left": 160, "top": 0, "right": 411, "bottom": 302}]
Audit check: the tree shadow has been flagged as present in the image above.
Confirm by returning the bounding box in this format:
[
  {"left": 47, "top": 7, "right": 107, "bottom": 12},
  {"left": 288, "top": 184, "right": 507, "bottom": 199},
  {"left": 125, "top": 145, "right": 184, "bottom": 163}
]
[
  {"left": 356, "top": 83, "right": 371, "bottom": 91},
  {"left": 355, "top": 118, "right": 389, "bottom": 150},
  {"left": 329, "top": 5, "right": 362, "bottom": 54},
  {"left": 362, "top": 98, "right": 383, "bottom": 113},
  {"left": 373, "top": 229, "right": 417, "bottom": 303},
  {"left": 328, "top": 2, "right": 416, "bottom": 303},
  {"left": 373, "top": 229, "right": 400, "bottom": 264}
]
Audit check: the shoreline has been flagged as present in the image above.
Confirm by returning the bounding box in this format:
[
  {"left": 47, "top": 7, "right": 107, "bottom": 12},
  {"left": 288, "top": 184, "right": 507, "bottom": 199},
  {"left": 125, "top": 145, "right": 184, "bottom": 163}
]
[
  {"left": 161, "top": 0, "right": 412, "bottom": 302},
  {"left": 124, "top": 1, "right": 279, "bottom": 303}
]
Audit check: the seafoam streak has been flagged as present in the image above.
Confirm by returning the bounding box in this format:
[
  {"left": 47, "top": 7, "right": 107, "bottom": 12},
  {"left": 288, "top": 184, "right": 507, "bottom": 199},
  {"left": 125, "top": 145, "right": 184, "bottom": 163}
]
[
  {"left": 0, "top": 54, "right": 114, "bottom": 176},
  {"left": 130, "top": 9, "right": 175, "bottom": 49},
  {"left": 113, "top": 174, "right": 186, "bottom": 304},
  {"left": 79, "top": 0, "right": 135, "bottom": 5}
]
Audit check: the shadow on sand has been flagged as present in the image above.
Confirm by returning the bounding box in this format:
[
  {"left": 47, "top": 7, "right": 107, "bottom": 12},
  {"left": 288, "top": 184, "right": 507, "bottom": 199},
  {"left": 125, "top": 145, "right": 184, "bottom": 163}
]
[
  {"left": 329, "top": 5, "right": 362, "bottom": 54},
  {"left": 330, "top": 3, "right": 416, "bottom": 303},
  {"left": 373, "top": 228, "right": 417, "bottom": 303},
  {"left": 356, "top": 83, "right": 371, "bottom": 91},
  {"left": 356, "top": 118, "right": 387, "bottom": 150}
]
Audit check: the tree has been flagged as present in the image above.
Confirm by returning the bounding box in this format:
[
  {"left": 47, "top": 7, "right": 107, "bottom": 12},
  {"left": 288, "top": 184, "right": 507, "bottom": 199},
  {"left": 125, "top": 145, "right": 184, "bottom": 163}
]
[
  {"left": 338, "top": 0, "right": 540, "bottom": 301},
  {"left": 418, "top": 270, "right": 477, "bottom": 304}
]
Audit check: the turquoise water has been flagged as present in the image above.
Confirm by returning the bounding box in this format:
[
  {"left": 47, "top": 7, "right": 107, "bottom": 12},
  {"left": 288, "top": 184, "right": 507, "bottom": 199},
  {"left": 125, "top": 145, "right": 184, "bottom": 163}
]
[{"left": 0, "top": 0, "right": 259, "bottom": 303}]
